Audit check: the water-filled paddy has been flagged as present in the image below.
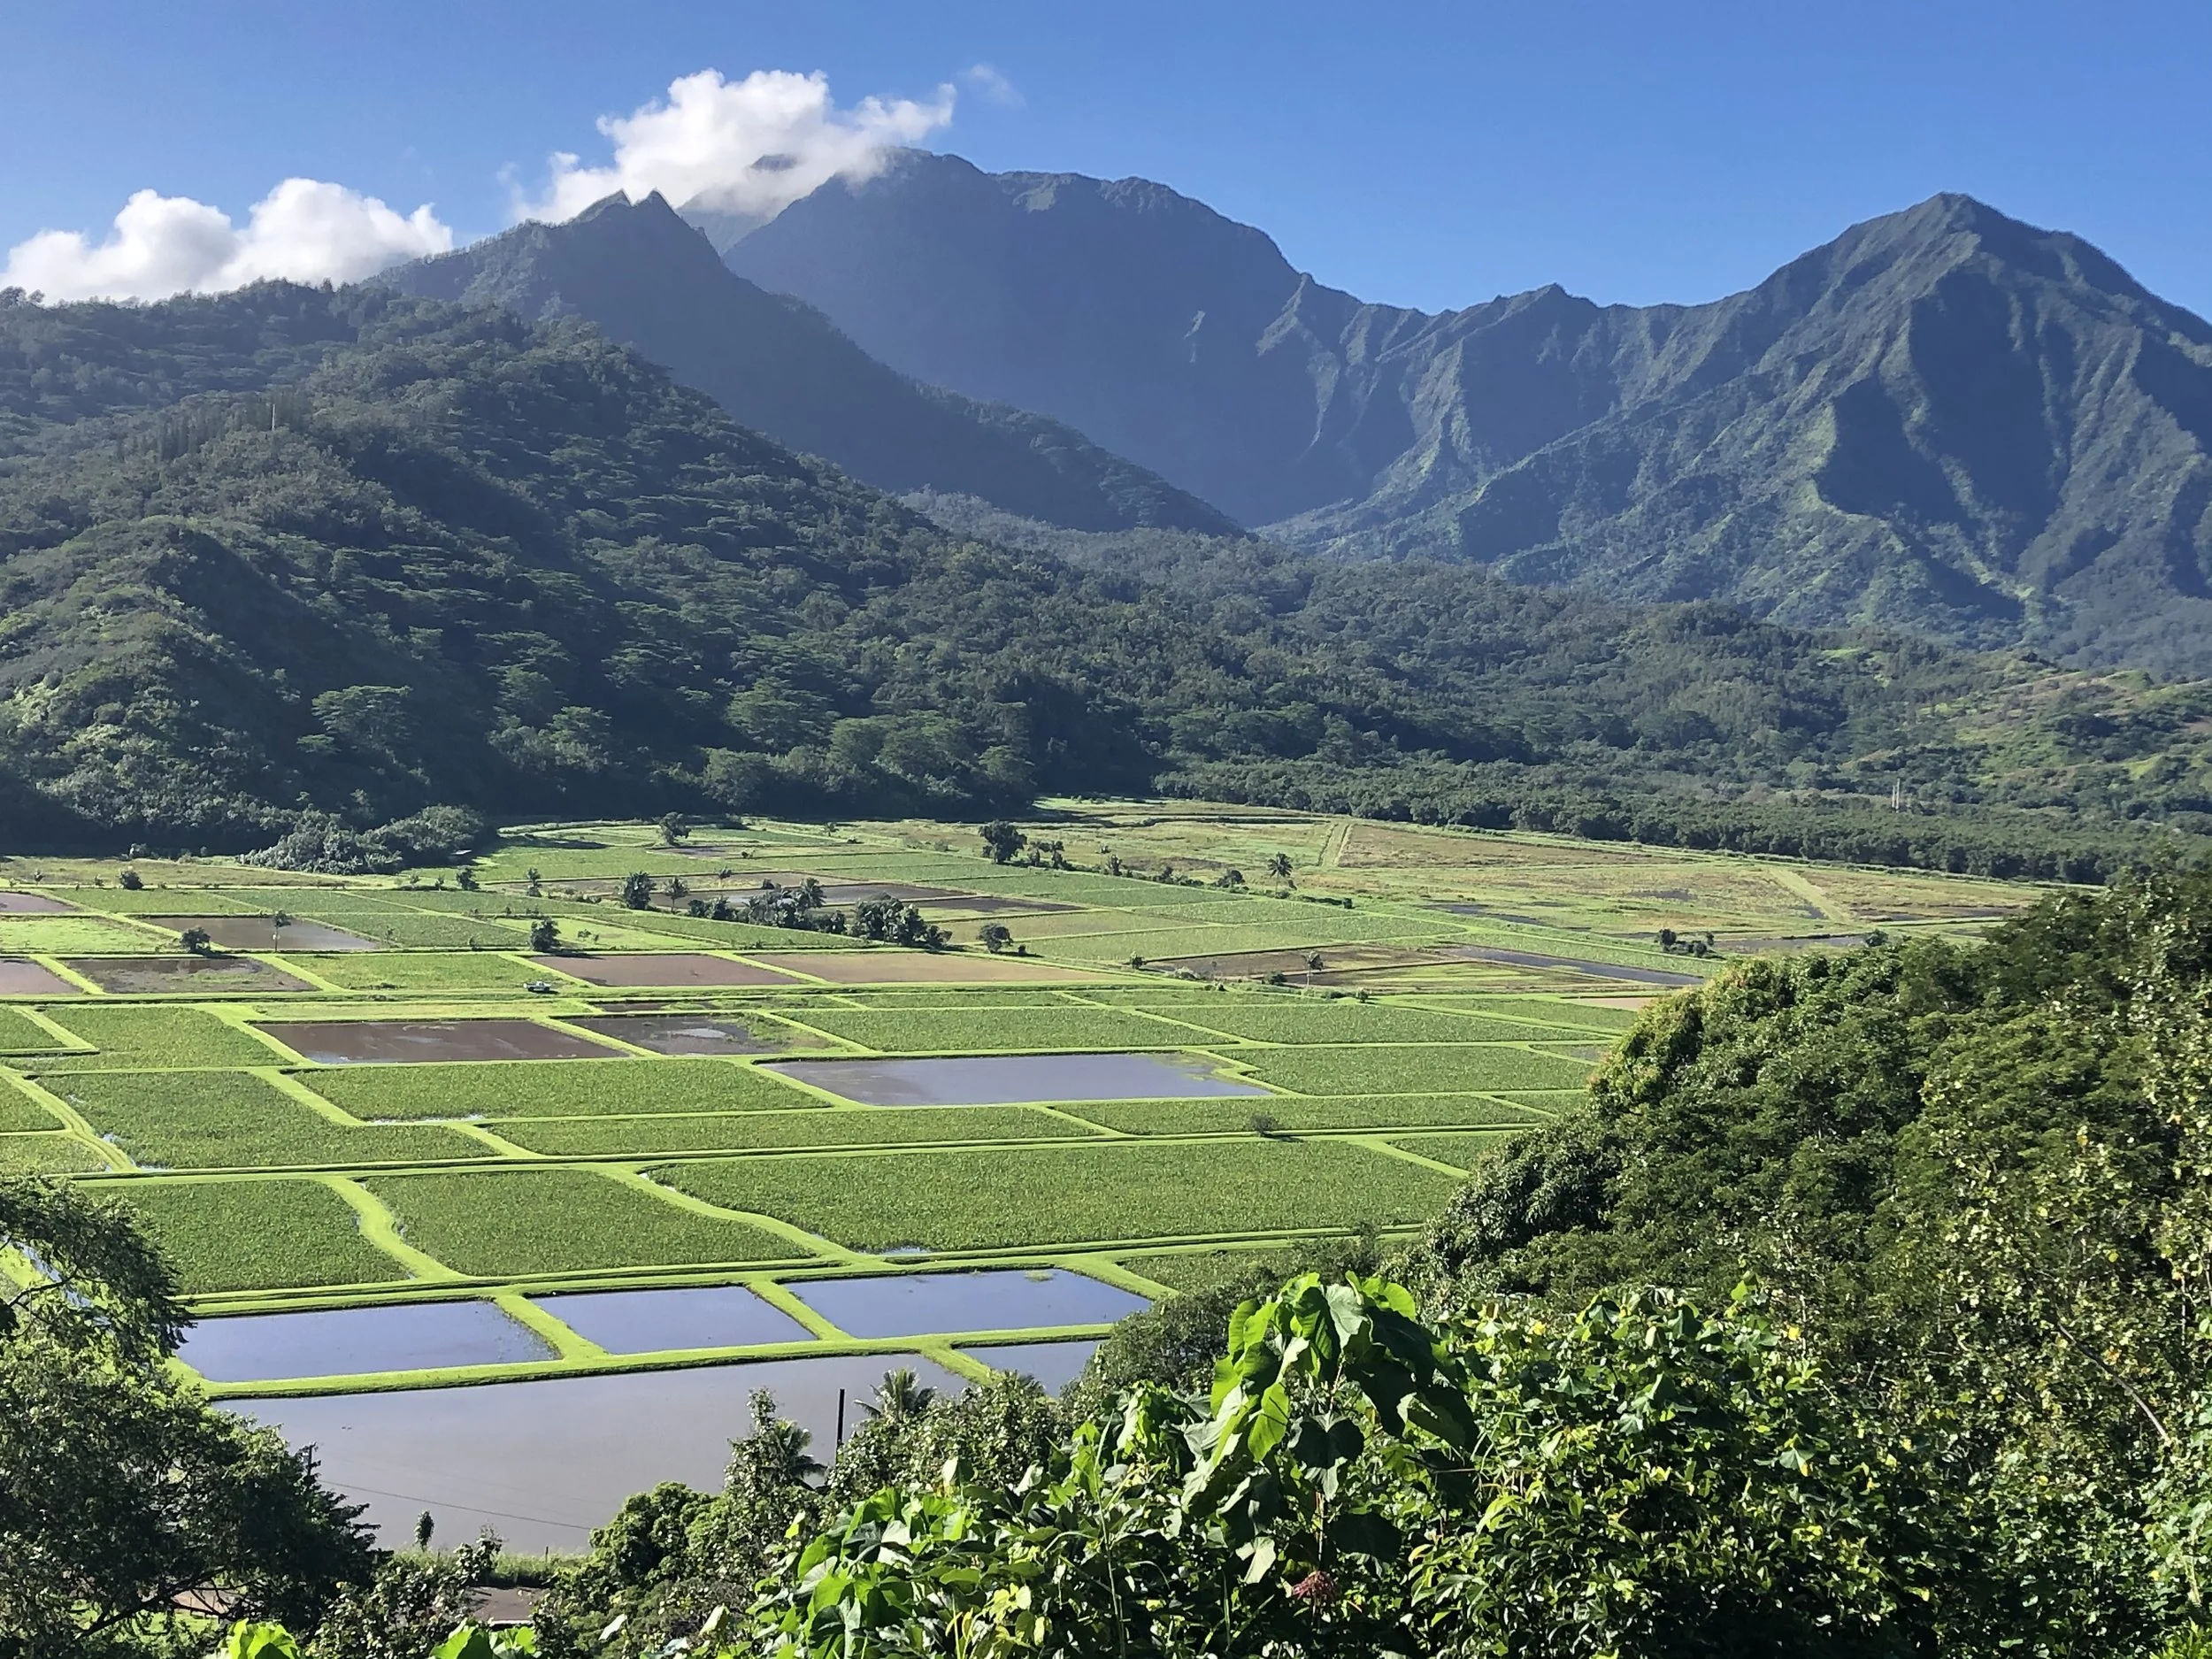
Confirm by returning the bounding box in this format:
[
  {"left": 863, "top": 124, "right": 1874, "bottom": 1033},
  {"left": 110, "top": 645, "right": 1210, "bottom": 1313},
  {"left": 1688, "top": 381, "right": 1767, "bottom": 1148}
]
[
  {"left": 767, "top": 1052, "right": 1267, "bottom": 1106},
  {"left": 535, "top": 953, "right": 800, "bottom": 987},
  {"left": 565, "top": 1014, "right": 777, "bottom": 1055},
  {"left": 789, "top": 1269, "right": 1148, "bottom": 1338},
  {"left": 258, "top": 1019, "right": 620, "bottom": 1064},
  {"left": 182, "top": 1300, "right": 551, "bottom": 1381},
  {"left": 232, "top": 1352, "right": 964, "bottom": 1550},
  {"left": 68, "top": 955, "right": 315, "bottom": 993},
  {"left": 957, "top": 1339, "right": 1100, "bottom": 1391},
  {"left": 156, "top": 915, "right": 381, "bottom": 951},
  {"left": 0, "top": 892, "right": 73, "bottom": 913},
  {"left": 0, "top": 959, "right": 81, "bottom": 995},
  {"left": 533, "top": 1284, "right": 813, "bottom": 1353}
]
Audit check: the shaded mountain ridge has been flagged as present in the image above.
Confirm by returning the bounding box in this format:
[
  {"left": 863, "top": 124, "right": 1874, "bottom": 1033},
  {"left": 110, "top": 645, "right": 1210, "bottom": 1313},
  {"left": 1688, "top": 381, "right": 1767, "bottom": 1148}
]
[{"left": 388, "top": 191, "right": 1237, "bottom": 537}]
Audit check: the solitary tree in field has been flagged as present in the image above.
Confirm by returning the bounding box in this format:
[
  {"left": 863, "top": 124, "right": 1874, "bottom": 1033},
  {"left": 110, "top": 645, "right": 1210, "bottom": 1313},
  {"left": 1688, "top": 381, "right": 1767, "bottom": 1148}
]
[
  {"left": 979, "top": 922, "right": 1014, "bottom": 953},
  {"left": 177, "top": 927, "right": 213, "bottom": 956},
  {"left": 620, "top": 872, "right": 655, "bottom": 910},
  {"left": 979, "top": 821, "right": 1025, "bottom": 864},
  {"left": 528, "top": 918, "right": 561, "bottom": 953},
  {"left": 1266, "top": 852, "right": 1294, "bottom": 883},
  {"left": 117, "top": 869, "right": 143, "bottom": 891},
  {"left": 657, "top": 813, "right": 690, "bottom": 847}
]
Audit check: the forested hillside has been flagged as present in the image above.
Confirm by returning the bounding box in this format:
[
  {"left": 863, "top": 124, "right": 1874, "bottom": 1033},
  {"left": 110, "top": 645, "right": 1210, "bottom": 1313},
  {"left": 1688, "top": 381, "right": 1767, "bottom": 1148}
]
[
  {"left": 1, "top": 283, "right": 2209, "bottom": 874},
  {"left": 732, "top": 158, "right": 2212, "bottom": 672}
]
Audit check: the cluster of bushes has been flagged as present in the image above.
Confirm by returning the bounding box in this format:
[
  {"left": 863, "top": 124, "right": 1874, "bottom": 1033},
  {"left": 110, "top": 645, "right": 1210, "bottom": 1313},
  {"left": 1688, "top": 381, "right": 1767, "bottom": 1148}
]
[{"left": 239, "top": 807, "right": 488, "bottom": 876}]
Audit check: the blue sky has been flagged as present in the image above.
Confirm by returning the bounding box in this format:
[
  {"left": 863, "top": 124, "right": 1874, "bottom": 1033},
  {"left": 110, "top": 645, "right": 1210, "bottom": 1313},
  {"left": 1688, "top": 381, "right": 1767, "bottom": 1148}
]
[{"left": 4, "top": 0, "right": 2208, "bottom": 314}]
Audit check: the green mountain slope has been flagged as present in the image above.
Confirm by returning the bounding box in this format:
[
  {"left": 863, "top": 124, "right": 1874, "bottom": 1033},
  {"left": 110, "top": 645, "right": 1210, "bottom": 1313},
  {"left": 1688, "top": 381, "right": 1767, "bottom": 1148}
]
[
  {"left": 730, "top": 160, "right": 2212, "bottom": 672},
  {"left": 0, "top": 283, "right": 2207, "bottom": 874},
  {"left": 386, "top": 193, "right": 1236, "bottom": 537}
]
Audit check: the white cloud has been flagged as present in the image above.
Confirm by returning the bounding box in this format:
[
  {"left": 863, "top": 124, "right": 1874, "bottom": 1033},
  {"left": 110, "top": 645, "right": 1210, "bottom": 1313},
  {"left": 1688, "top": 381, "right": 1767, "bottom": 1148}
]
[
  {"left": 961, "top": 63, "right": 1025, "bottom": 110},
  {"left": 4, "top": 178, "right": 452, "bottom": 303},
  {"left": 522, "top": 68, "right": 955, "bottom": 225}
]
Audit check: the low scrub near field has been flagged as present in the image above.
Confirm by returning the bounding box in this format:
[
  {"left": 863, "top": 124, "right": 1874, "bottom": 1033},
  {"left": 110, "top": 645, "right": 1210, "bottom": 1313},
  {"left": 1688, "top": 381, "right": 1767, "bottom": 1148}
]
[
  {"left": 650, "top": 1139, "right": 1463, "bottom": 1251},
  {"left": 1245, "top": 1043, "right": 1596, "bottom": 1096},
  {"left": 106, "top": 1178, "right": 407, "bottom": 1294},
  {"left": 363, "top": 1168, "right": 808, "bottom": 1275},
  {"left": 56, "top": 1071, "right": 488, "bottom": 1170},
  {"left": 492, "top": 1104, "right": 1102, "bottom": 1157},
  {"left": 26, "top": 1007, "right": 287, "bottom": 1072},
  {"left": 301, "top": 1057, "right": 816, "bottom": 1120}
]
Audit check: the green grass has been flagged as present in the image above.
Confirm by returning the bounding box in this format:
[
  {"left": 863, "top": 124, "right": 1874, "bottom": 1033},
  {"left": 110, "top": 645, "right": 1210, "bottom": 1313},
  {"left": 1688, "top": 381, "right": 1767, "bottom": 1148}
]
[
  {"left": 303, "top": 1058, "right": 816, "bottom": 1120},
  {"left": 1059, "top": 1094, "right": 1552, "bottom": 1135},
  {"left": 0, "top": 1132, "right": 106, "bottom": 1172},
  {"left": 0, "top": 1083, "right": 60, "bottom": 1131},
  {"left": 105, "top": 1179, "right": 409, "bottom": 1293},
  {"left": 1138, "top": 1002, "right": 1562, "bottom": 1045},
  {"left": 0, "top": 915, "right": 165, "bottom": 953},
  {"left": 0, "top": 1008, "right": 74, "bottom": 1054},
  {"left": 54, "top": 1071, "right": 491, "bottom": 1170},
  {"left": 364, "top": 1168, "right": 807, "bottom": 1275},
  {"left": 291, "top": 951, "right": 556, "bottom": 991},
  {"left": 651, "top": 1139, "right": 1463, "bottom": 1251},
  {"left": 776, "top": 1006, "right": 1217, "bottom": 1054},
  {"left": 1244, "top": 1044, "right": 1595, "bottom": 1096},
  {"left": 1116, "top": 1249, "right": 1288, "bottom": 1293},
  {"left": 492, "top": 1104, "right": 1102, "bottom": 1156},
  {"left": 53, "top": 888, "right": 267, "bottom": 917},
  {"left": 1388, "top": 1132, "right": 1513, "bottom": 1170},
  {"left": 25, "top": 1007, "right": 288, "bottom": 1071}
]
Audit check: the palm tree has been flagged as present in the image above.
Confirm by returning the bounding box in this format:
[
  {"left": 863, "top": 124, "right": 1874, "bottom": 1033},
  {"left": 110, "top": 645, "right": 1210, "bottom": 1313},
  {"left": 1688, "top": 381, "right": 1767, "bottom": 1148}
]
[
  {"left": 863, "top": 1367, "right": 937, "bottom": 1426},
  {"left": 1266, "top": 852, "right": 1294, "bottom": 882}
]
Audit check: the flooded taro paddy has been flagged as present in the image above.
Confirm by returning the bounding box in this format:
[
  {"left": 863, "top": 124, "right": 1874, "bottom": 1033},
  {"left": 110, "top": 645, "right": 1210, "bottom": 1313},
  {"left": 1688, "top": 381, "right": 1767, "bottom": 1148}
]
[{"left": 0, "top": 805, "right": 2058, "bottom": 1543}]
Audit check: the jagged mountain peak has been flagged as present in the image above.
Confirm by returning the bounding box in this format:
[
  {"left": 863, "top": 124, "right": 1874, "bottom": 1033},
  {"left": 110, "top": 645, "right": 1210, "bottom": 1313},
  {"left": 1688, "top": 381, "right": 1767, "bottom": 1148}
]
[
  {"left": 728, "top": 155, "right": 2212, "bottom": 671},
  {"left": 385, "top": 190, "right": 1238, "bottom": 537}
]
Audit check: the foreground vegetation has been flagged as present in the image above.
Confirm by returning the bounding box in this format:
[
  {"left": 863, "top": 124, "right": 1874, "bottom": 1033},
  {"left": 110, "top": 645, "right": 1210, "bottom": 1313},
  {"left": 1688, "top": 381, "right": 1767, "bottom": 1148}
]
[{"left": 9, "top": 847, "right": 2212, "bottom": 1654}]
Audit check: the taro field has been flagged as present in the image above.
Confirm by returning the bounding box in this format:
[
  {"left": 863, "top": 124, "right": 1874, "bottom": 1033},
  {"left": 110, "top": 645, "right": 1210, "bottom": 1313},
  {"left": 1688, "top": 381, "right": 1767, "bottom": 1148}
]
[{"left": 0, "top": 804, "right": 2055, "bottom": 1403}]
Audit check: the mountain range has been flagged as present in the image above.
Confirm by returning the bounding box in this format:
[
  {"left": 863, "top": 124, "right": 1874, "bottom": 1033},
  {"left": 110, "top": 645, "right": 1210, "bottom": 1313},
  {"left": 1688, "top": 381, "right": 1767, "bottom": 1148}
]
[
  {"left": 723, "top": 152, "right": 2212, "bottom": 672},
  {"left": 3, "top": 282, "right": 2208, "bottom": 871}
]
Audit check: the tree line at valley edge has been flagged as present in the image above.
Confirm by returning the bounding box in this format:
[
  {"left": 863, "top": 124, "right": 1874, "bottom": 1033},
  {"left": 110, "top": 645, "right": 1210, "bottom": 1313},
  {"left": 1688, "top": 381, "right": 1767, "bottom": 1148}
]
[
  {"left": 4, "top": 284, "right": 2212, "bottom": 879},
  {"left": 16, "top": 864, "right": 2212, "bottom": 1656}
]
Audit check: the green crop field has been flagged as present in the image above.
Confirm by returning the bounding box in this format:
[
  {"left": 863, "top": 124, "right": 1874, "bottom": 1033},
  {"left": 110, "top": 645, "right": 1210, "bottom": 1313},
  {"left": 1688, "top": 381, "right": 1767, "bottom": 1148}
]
[
  {"left": 776, "top": 1005, "right": 1222, "bottom": 1054},
  {"left": 303, "top": 1056, "right": 818, "bottom": 1120},
  {"left": 0, "top": 914, "right": 167, "bottom": 953},
  {"left": 494, "top": 1103, "right": 1103, "bottom": 1156},
  {"left": 104, "top": 1178, "right": 410, "bottom": 1294},
  {"left": 363, "top": 1168, "right": 810, "bottom": 1275},
  {"left": 23, "top": 1007, "right": 288, "bottom": 1072},
  {"left": 652, "top": 1138, "right": 1466, "bottom": 1251},
  {"left": 1243, "top": 1044, "right": 1598, "bottom": 1095},
  {"left": 0, "top": 803, "right": 2055, "bottom": 1388},
  {"left": 1059, "top": 1094, "right": 1553, "bottom": 1135},
  {"left": 54, "top": 1071, "right": 490, "bottom": 1170}
]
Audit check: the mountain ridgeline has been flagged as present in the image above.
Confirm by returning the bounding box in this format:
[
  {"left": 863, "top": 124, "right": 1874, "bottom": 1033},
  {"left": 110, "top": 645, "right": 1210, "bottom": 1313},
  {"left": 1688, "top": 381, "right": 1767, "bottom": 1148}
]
[
  {"left": 2, "top": 282, "right": 2211, "bottom": 873},
  {"left": 384, "top": 193, "right": 1236, "bottom": 537},
  {"left": 726, "top": 155, "right": 2212, "bottom": 672}
]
